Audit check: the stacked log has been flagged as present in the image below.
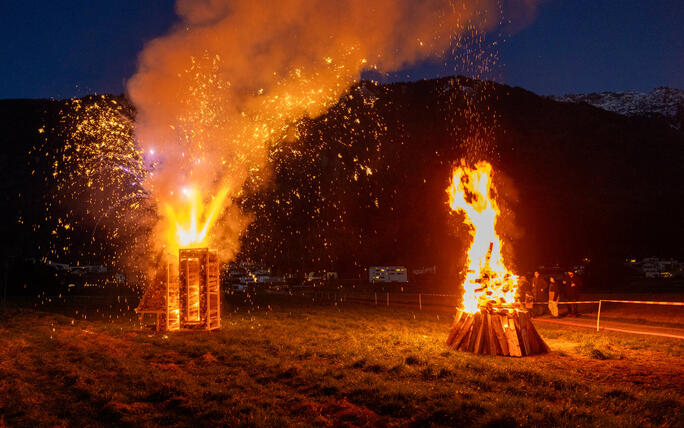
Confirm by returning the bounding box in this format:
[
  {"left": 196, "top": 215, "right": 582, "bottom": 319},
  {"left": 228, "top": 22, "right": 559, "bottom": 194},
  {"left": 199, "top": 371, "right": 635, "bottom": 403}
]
[{"left": 446, "top": 308, "right": 549, "bottom": 357}]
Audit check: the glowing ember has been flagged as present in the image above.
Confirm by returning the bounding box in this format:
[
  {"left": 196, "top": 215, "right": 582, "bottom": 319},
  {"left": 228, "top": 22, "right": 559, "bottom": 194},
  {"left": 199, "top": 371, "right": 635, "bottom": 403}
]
[{"left": 446, "top": 160, "right": 517, "bottom": 313}]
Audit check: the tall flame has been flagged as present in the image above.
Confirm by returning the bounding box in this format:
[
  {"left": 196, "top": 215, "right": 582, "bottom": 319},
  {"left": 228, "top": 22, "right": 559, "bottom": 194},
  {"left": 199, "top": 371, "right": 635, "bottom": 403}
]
[
  {"left": 447, "top": 160, "right": 517, "bottom": 313},
  {"left": 163, "top": 185, "right": 229, "bottom": 251}
]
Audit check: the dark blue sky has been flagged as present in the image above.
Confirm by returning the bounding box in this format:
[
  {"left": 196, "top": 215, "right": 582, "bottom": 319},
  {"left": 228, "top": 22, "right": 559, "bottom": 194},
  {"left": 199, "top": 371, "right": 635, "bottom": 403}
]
[{"left": 1, "top": 0, "right": 682, "bottom": 99}]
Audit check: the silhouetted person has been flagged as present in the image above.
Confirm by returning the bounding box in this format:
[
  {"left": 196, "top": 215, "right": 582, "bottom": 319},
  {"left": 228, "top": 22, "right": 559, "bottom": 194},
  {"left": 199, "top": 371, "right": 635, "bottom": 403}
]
[
  {"left": 531, "top": 271, "right": 548, "bottom": 316},
  {"left": 518, "top": 275, "right": 534, "bottom": 311},
  {"left": 566, "top": 271, "right": 582, "bottom": 316},
  {"left": 548, "top": 276, "right": 560, "bottom": 318}
]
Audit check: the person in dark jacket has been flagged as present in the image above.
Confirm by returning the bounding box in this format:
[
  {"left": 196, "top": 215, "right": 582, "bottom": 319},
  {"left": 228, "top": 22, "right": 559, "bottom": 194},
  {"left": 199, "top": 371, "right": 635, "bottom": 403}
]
[
  {"left": 531, "top": 271, "right": 548, "bottom": 316},
  {"left": 517, "top": 275, "right": 534, "bottom": 311},
  {"left": 565, "top": 271, "right": 582, "bottom": 316},
  {"left": 547, "top": 276, "right": 560, "bottom": 318}
]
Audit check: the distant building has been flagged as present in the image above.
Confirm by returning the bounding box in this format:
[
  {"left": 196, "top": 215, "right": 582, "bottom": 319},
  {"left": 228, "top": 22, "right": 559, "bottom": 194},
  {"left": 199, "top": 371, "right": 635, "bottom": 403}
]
[
  {"left": 47, "top": 262, "right": 70, "bottom": 271},
  {"left": 369, "top": 266, "right": 408, "bottom": 283},
  {"left": 225, "top": 261, "right": 278, "bottom": 284},
  {"left": 412, "top": 266, "right": 436, "bottom": 276},
  {"left": 305, "top": 271, "right": 338, "bottom": 281},
  {"left": 70, "top": 265, "right": 107, "bottom": 276},
  {"left": 639, "top": 257, "right": 682, "bottom": 278}
]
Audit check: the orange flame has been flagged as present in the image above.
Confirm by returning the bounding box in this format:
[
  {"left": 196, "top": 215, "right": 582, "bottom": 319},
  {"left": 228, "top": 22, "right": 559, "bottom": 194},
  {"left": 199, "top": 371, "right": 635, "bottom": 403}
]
[
  {"left": 447, "top": 160, "right": 517, "bottom": 313},
  {"left": 163, "top": 185, "right": 229, "bottom": 251}
]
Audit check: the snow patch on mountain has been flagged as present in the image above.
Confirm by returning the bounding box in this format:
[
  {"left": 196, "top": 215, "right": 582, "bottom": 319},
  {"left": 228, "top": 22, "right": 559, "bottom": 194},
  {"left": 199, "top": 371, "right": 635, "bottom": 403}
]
[{"left": 550, "top": 87, "right": 684, "bottom": 125}]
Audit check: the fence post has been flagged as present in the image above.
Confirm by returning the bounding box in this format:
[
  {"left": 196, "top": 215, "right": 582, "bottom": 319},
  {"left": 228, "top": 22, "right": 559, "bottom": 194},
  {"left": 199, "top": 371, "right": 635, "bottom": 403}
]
[
  {"left": 386, "top": 292, "right": 389, "bottom": 307},
  {"left": 596, "top": 300, "right": 602, "bottom": 332},
  {"left": 419, "top": 293, "right": 422, "bottom": 311},
  {"left": 374, "top": 292, "right": 377, "bottom": 305}
]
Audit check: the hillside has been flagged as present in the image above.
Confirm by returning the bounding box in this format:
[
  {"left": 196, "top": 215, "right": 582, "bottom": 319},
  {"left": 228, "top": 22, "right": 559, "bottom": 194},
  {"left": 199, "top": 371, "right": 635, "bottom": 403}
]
[
  {"left": 241, "top": 77, "right": 684, "bottom": 279},
  {"left": 550, "top": 87, "right": 684, "bottom": 130},
  {"left": 1, "top": 77, "right": 683, "bottom": 289}
]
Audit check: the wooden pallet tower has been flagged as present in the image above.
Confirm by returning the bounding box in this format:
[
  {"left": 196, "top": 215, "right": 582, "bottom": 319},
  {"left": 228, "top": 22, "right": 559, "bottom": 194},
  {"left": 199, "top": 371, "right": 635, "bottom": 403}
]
[
  {"left": 136, "top": 248, "right": 220, "bottom": 331},
  {"left": 178, "top": 248, "right": 221, "bottom": 330},
  {"left": 446, "top": 308, "right": 549, "bottom": 357}
]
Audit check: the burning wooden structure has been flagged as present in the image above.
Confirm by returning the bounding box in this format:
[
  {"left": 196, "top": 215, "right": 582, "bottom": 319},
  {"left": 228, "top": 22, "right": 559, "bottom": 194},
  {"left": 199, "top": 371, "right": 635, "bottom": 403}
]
[
  {"left": 445, "top": 241, "right": 549, "bottom": 356},
  {"left": 446, "top": 307, "right": 549, "bottom": 356},
  {"left": 445, "top": 160, "right": 549, "bottom": 356},
  {"left": 136, "top": 248, "right": 220, "bottom": 331}
]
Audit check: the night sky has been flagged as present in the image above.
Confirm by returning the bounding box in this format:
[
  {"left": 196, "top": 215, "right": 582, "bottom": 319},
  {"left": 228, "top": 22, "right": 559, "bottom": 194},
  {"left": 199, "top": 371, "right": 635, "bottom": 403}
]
[{"left": 1, "top": 0, "right": 682, "bottom": 99}]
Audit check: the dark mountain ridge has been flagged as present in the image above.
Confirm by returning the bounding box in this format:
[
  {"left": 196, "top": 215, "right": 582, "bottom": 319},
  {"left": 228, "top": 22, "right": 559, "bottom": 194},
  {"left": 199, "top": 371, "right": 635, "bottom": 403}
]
[{"left": 1, "top": 77, "right": 683, "bottom": 290}]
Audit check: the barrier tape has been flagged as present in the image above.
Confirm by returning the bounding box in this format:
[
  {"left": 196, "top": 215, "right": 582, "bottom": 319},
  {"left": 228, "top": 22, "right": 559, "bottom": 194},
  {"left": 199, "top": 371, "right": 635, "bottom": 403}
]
[
  {"left": 417, "top": 293, "right": 460, "bottom": 297},
  {"left": 528, "top": 300, "right": 684, "bottom": 306},
  {"left": 528, "top": 301, "right": 600, "bottom": 305},
  {"left": 535, "top": 318, "right": 684, "bottom": 340},
  {"left": 600, "top": 300, "right": 684, "bottom": 306}
]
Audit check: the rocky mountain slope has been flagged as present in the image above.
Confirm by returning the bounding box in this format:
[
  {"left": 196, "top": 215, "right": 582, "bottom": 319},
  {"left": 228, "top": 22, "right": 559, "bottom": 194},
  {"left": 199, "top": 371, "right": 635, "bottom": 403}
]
[{"left": 550, "top": 87, "right": 684, "bottom": 130}]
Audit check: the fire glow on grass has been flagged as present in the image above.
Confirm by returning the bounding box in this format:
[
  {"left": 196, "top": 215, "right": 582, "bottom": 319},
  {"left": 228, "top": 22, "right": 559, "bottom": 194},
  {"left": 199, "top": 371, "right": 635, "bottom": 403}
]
[{"left": 447, "top": 160, "right": 517, "bottom": 313}]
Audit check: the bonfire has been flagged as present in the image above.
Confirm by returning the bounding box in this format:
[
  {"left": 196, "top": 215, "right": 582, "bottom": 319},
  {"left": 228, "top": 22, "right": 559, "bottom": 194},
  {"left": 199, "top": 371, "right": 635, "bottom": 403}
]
[
  {"left": 445, "top": 160, "right": 548, "bottom": 356},
  {"left": 136, "top": 190, "right": 222, "bottom": 332}
]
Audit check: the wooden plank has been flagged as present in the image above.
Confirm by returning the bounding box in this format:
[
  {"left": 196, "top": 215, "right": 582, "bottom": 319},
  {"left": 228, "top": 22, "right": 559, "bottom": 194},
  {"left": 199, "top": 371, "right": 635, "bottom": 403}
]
[
  {"left": 503, "top": 315, "right": 522, "bottom": 357},
  {"left": 446, "top": 311, "right": 465, "bottom": 346},
  {"left": 467, "top": 313, "right": 483, "bottom": 352},
  {"left": 473, "top": 313, "right": 486, "bottom": 354},
  {"left": 453, "top": 310, "right": 464, "bottom": 326},
  {"left": 517, "top": 312, "right": 532, "bottom": 356},
  {"left": 511, "top": 312, "right": 526, "bottom": 356},
  {"left": 523, "top": 314, "right": 539, "bottom": 354},
  {"left": 458, "top": 316, "right": 475, "bottom": 351},
  {"left": 446, "top": 312, "right": 467, "bottom": 347},
  {"left": 450, "top": 314, "right": 474, "bottom": 350},
  {"left": 527, "top": 318, "right": 550, "bottom": 353},
  {"left": 526, "top": 313, "right": 545, "bottom": 354},
  {"left": 486, "top": 313, "right": 498, "bottom": 355},
  {"left": 459, "top": 327, "right": 472, "bottom": 351},
  {"left": 491, "top": 314, "right": 509, "bottom": 356}
]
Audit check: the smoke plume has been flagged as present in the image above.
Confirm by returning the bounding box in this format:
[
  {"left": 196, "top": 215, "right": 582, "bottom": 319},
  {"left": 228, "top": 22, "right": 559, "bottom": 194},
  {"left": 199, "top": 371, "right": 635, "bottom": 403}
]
[{"left": 127, "top": 0, "right": 540, "bottom": 260}]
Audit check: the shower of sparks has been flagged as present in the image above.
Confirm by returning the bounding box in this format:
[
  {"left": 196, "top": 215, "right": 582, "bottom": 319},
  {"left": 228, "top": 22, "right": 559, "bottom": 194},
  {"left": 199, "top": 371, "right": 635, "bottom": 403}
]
[
  {"left": 29, "top": 95, "right": 151, "bottom": 268},
  {"left": 23, "top": 3, "right": 511, "bottom": 310}
]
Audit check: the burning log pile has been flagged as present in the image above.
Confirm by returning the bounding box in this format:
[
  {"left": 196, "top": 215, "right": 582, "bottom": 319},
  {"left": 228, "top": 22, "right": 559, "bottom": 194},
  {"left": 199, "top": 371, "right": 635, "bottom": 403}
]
[
  {"left": 446, "top": 307, "right": 549, "bottom": 357},
  {"left": 445, "top": 160, "right": 549, "bottom": 356}
]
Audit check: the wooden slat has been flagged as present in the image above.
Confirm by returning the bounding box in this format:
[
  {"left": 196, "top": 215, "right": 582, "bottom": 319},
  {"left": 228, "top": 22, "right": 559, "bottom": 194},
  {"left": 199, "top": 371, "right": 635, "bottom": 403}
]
[
  {"left": 474, "top": 313, "right": 487, "bottom": 354},
  {"left": 450, "top": 314, "right": 474, "bottom": 350},
  {"left": 523, "top": 314, "right": 539, "bottom": 354},
  {"left": 467, "top": 313, "right": 483, "bottom": 352},
  {"left": 446, "top": 313, "right": 465, "bottom": 347},
  {"left": 486, "top": 313, "right": 498, "bottom": 355},
  {"left": 503, "top": 315, "right": 522, "bottom": 357},
  {"left": 527, "top": 316, "right": 550, "bottom": 353},
  {"left": 491, "top": 314, "right": 509, "bottom": 356},
  {"left": 446, "top": 311, "right": 466, "bottom": 347},
  {"left": 517, "top": 312, "right": 532, "bottom": 356},
  {"left": 458, "top": 316, "right": 475, "bottom": 351},
  {"left": 525, "top": 313, "right": 543, "bottom": 354},
  {"left": 453, "top": 310, "right": 464, "bottom": 326}
]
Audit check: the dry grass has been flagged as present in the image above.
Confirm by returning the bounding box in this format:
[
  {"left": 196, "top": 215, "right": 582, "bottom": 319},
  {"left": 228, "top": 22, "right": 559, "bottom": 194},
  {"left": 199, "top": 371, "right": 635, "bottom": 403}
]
[{"left": 0, "top": 296, "right": 682, "bottom": 427}]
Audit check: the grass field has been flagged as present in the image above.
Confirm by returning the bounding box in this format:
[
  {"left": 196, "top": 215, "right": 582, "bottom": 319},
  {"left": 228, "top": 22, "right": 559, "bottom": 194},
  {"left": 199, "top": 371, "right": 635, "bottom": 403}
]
[{"left": 1, "top": 296, "right": 682, "bottom": 427}]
